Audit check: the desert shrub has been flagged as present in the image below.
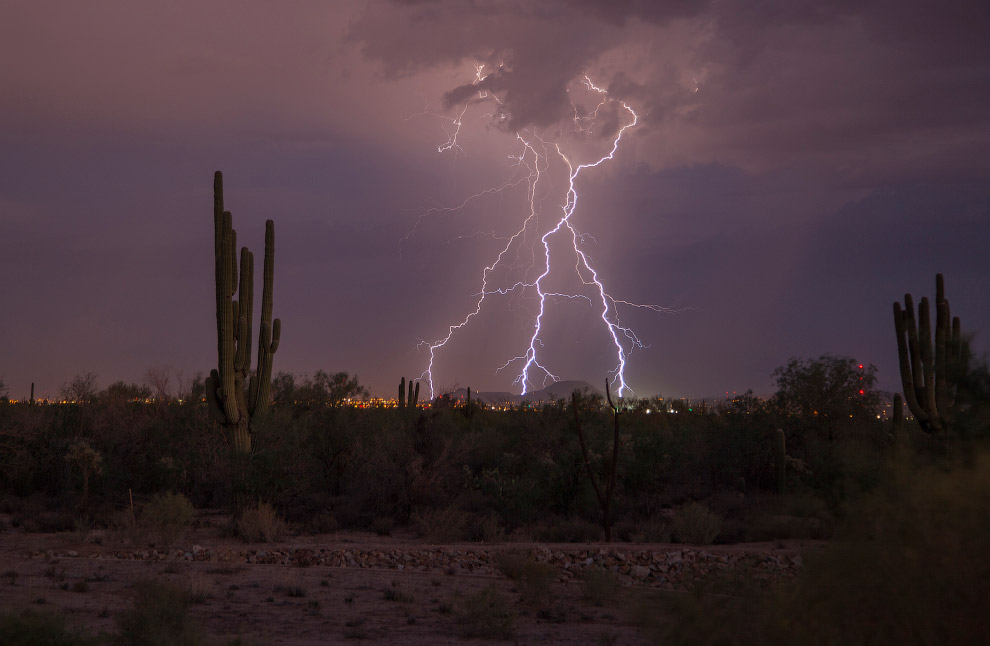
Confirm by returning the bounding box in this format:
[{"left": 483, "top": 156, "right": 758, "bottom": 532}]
[
  {"left": 581, "top": 566, "right": 619, "bottom": 606},
  {"left": 516, "top": 560, "right": 557, "bottom": 605},
  {"left": 530, "top": 517, "right": 601, "bottom": 543},
  {"left": 237, "top": 501, "right": 286, "bottom": 543},
  {"left": 142, "top": 492, "right": 194, "bottom": 550},
  {"left": 116, "top": 581, "right": 205, "bottom": 646},
  {"left": 469, "top": 512, "right": 505, "bottom": 543},
  {"left": 652, "top": 446, "right": 990, "bottom": 645},
  {"left": 412, "top": 506, "right": 470, "bottom": 543},
  {"left": 493, "top": 551, "right": 556, "bottom": 606},
  {"left": 624, "top": 516, "right": 672, "bottom": 543},
  {"left": 382, "top": 584, "right": 414, "bottom": 603},
  {"left": 275, "top": 584, "right": 306, "bottom": 598},
  {"left": 492, "top": 550, "right": 529, "bottom": 580},
  {"left": 456, "top": 584, "right": 516, "bottom": 639},
  {"left": 27, "top": 511, "right": 77, "bottom": 534},
  {"left": 672, "top": 502, "right": 721, "bottom": 545},
  {"left": 371, "top": 516, "right": 393, "bottom": 536},
  {"left": 0, "top": 610, "right": 98, "bottom": 645}
]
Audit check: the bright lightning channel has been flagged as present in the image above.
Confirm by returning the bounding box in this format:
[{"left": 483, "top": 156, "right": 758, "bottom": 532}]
[{"left": 412, "top": 72, "right": 672, "bottom": 399}]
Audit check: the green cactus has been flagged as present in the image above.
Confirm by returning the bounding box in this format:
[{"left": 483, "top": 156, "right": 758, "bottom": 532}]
[
  {"left": 893, "top": 273, "right": 962, "bottom": 434},
  {"left": 773, "top": 428, "right": 787, "bottom": 495},
  {"left": 204, "top": 171, "right": 280, "bottom": 502}
]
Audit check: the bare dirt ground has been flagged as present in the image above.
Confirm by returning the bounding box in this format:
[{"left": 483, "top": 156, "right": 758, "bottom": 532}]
[{"left": 0, "top": 513, "right": 803, "bottom": 645}]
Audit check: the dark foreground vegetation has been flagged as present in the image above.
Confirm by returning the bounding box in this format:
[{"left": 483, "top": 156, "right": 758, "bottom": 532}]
[
  {"left": 1, "top": 351, "right": 987, "bottom": 546},
  {"left": 0, "top": 354, "right": 987, "bottom": 645}
]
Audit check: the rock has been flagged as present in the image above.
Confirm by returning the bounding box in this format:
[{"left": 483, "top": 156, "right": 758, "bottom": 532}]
[{"left": 631, "top": 565, "right": 650, "bottom": 579}]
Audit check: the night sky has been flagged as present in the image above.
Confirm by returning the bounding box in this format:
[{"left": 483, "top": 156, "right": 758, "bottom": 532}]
[{"left": 2, "top": 1, "right": 989, "bottom": 400}]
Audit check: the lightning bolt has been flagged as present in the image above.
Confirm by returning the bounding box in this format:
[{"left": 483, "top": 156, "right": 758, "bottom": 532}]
[{"left": 410, "top": 72, "right": 672, "bottom": 399}]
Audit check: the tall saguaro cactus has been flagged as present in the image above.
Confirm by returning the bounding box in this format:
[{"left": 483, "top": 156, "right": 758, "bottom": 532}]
[
  {"left": 893, "top": 273, "right": 961, "bottom": 434},
  {"left": 205, "top": 171, "right": 281, "bottom": 463}
]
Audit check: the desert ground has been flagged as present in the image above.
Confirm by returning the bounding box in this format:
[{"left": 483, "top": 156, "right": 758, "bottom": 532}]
[{"left": 0, "top": 510, "right": 804, "bottom": 645}]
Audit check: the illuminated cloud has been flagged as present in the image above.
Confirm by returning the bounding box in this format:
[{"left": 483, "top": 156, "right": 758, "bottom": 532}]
[{"left": 350, "top": 0, "right": 990, "bottom": 181}]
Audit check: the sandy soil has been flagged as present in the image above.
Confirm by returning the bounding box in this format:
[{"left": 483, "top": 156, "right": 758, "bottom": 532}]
[{"left": 0, "top": 512, "right": 794, "bottom": 645}]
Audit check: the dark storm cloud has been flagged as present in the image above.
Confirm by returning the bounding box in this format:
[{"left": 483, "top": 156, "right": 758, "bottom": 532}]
[
  {"left": 680, "top": 0, "right": 990, "bottom": 178},
  {"left": 351, "top": 0, "right": 990, "bottom": 181},
  {"left": 349, "top": 0, "right": 709, "bottom": 130}
]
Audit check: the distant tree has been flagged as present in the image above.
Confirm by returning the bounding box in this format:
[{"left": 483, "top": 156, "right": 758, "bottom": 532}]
[
  {"left": 772, "top": 355, "right": 879, "bottom": 422},
  {"left": 314, "top": 370, "right": 368, "bottom": 407},
  {"left": 60, "top": 372, "right": 99, "bottom": 402},
  {"left": 293, "top": 371, "right": 367, "bottom": 406},
  {"left": 0, "top": 376, "right": 8, "bottom": 402},
  {"left": 99, "top": 381, "right": 151, "bottom": 404},
  {"left": 144, "top": 365, "right": 173, "bottom": 402},
  {"left": 271, "top": 371, "right": 297, "bottom": 405},
  {"left": 182, "top": 371, "right": 206, "bottom": 403}
]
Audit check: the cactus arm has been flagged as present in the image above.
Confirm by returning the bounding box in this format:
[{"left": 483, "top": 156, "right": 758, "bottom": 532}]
[
  {"left": 250, "top": 319, "right": 278, "bottom": 419},
  {"left": 935, "top": 299, "right": 950, "bottom": 424},
  {"left": 258, "top": 220, "right": 275, "bottom": 346},
  {"left": 234, "top": 248, "right": 253, "bottom": 376},
  {"left": 917, "top": 297, "right": 940, "bottom": 430},
  {"left": 398, "top": 377, "right": 405, "bottom": 409},
  {"left": 903, "top": 294, "right": 924, "bottom": 406},
  {"left": 216, "top": 205, "right": 240, "bottom": 423},
  {"left": 894, "top": 303, "right": 929, "bottom": 428},
  {"left": 413, "top": 381, "right": 419, "bottom": 408},
  {"left": 947, "top": 316, "right": 961, "bottom": 408}
]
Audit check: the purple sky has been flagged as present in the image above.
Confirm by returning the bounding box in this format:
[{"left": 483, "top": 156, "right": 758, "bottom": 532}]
[{"left": 2, "top": 0, "right": 989, "bottom": 400}]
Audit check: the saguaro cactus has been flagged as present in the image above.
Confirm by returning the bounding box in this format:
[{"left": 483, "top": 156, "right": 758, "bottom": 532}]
[
  {"left": 397, "top": 377, "right": 420, "bottom": 410},
  {"left": 893, "top": 273, "right": 962, "bottom": 434},
  {"left": 204, "top": 171, "right": 280, "bottom": 488}
]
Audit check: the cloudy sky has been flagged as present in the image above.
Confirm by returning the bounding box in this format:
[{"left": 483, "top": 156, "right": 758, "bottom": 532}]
[{"left": 2, "top": 0, "right": 988, "bottom": 400}]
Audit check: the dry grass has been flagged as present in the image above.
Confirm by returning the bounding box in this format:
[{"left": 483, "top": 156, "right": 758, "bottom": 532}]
[
  {"left": 455, "top": 584, "right": 516, "bottom": 639},
  {"left": 237, "top": 502, "right": 286, "bottom": 543}
]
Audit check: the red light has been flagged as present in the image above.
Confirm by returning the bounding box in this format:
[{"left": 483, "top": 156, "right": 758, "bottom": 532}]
[
  {"left": 859, "top": 389, "right": 865, "bottom": 395},
  {"left": 858, "top": 364, "right": 863, "bottom": 369}
]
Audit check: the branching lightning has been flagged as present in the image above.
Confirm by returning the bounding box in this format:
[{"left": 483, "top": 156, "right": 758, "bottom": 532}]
[{"left": 409, "top": 70, "right": 673, "bottom": 399}]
